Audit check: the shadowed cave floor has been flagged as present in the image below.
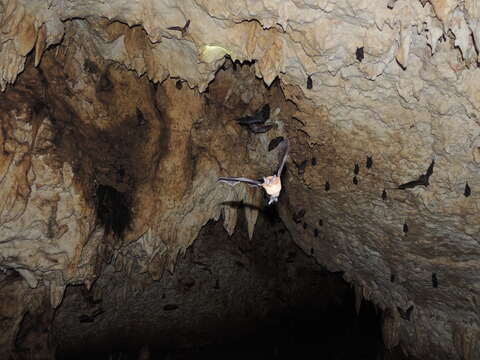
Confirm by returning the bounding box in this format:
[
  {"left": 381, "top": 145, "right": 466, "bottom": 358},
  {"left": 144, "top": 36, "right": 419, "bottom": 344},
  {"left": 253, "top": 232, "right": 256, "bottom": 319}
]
[{"left": 52, "top": 206, "right": 412, "bottom": 360}]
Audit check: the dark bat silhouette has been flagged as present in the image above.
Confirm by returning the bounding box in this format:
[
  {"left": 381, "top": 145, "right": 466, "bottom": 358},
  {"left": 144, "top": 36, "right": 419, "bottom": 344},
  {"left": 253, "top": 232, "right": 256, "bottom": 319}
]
[
  {"left": 249, "top": 123, "right": 273, "bottom": 133},
  {"left": 398, "top": 159, "right": 434, "bottom": 189},
  {"left": 366, "top": 156, "right": 373, "bottom": 169},
  {"left": 464, "top": 182, "right": 471, "bottom": 197},
  {"left": 426, "top": 159, "right": 434, "bottom": 178},
  {"left": 293, "top": 214, "right": 301, "bottom": 223},
  {"left": 168, "top": 19, "right": 190, "bottom": 37},
  {"left": 398, "top": 175, "right": 428, "bottom": 189},
  {"left": 78, "top": 308, "right": 104, "bottom": 323},
  {"left": 356, "top": 47, "right": 364, "bottom": 62},
  {"left": 307, "top": 75, "right": 313, "bottom": 89},
  {"left": 387, "top": 0, "right": 398, "bottom": 9},
  {"left": 259, "top": 103, "right": 270, "bottom": 121},
  {"left": 432, "top": 273, "right": 438, "bottom": 288},
  {"left": 236, "top": 105, "right": 272, "bottom": 133},
  {"left": 292, "top": 209, "right": 305, "bottom": 223},
  {"left": 236, "top": 115, "right": 263, "bottom": 125},
  {"left": 79, "top": 314, "right": 94, "bottom": 323},
  {"left": 136, "top": 107, "right": 146, "bottom": 126},
  {"left": 294, "top": 159, "right": 308, "bottom": 175},
  {"left": 236, "top": 104, "right": 270, "bottom": 125},
  {"left": 218, "top": 139, "right": 289, "bottom": 205},
  {"left": 397, "top": 305, "right": 414, "bottom": 320},
  {"left": 268, "top": 136, "right": 284, "bottom": 151}
]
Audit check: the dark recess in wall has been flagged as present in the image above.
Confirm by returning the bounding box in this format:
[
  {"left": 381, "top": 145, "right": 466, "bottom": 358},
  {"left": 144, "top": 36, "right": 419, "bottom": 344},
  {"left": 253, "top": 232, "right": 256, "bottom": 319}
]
[
  {"left": 95, "top": 184, "right": 132, "bottom": 238},
  {"left": 52, "top": 210, "right": 414, "bottom": 360}
]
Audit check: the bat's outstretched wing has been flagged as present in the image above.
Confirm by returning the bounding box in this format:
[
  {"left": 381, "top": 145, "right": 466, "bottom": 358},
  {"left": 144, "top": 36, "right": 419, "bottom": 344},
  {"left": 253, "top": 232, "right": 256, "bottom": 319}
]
[
  {"left": 183, "top": 19, "right": 191, "bottom": 31},
  {"left": 426, "top": 159, "right": 434, "bottom": 179},
  {"left": 167, "top": 26, "right": 183, "bottom": 31},
  {"left": 257, "top": 104, "right": 270, "bottom": 121},
  {"left": 276, "top": 139, "right": 290, "bottom": 177},
  {"left": 237, "top": 115, "right": 262, "bottom": 125},
  {"left": 217, "top": 177, "right": 262, "bottom": 187},
  {"left": 249, "top": 123, "right": 273, "bottom": 133}
]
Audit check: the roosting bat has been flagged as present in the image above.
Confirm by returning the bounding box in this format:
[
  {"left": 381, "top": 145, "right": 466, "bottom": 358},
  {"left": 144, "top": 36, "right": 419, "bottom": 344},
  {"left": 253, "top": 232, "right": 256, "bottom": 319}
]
[
  {"left": 366, "top": 155, "right": 373, "bottom": 169},
  {"left": 248, "top": 123, "right": 273, "bottom": 133},
  {"left": 307, "top": 75, "right": 313, "bottom": 89},
  {"left": 268, "top": 136, "right": 285, "bottom": 151},
  {"left": 167, "top": 19, "right": 190, "bottom": 37},
  {"left": 236, "top": 104, "right": 270, "bottom": 125},
  {"left": 397, "top": 305, "right": 414, "bottom": 321},
  {"left": 236, "top": 104, "right": 273, "bottom": 134},
  {"left": 217, "top": 139, "right": 289, "bottom": 205}
]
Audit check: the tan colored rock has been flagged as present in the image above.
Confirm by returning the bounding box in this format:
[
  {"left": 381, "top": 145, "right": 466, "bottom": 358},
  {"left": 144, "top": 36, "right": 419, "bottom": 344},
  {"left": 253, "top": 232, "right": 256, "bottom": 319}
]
[
  {"left": 0, "top": 0, "right": 480, "bottom": 358},
  {"left": 382, "top": 308, "right": 400, "bottom": 350}
]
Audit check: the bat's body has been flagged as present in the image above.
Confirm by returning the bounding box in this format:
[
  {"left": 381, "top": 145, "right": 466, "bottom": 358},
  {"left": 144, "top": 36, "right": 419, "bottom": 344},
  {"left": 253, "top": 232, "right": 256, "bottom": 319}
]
[
  {"left": 217, "top": 139, "right": 289, "bottom": 205},
  {"left": 236, "top": 104, "right": 272, "bottom": 134},
  {"left": 397, "top": 159, "right": 434, "bottom": 189}
]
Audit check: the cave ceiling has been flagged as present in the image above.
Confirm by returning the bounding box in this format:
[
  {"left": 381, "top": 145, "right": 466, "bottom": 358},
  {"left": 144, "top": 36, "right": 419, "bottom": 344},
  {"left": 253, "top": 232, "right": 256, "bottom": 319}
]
[{"left": 1, "top": 0, "right": 480, "bottom": 359}]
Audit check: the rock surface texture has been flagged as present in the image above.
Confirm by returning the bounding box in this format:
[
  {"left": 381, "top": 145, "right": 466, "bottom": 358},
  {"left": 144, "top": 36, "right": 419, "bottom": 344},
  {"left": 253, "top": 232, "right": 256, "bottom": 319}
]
[{"left": 1, "top": 0, "right": 480, "bottom": 359}]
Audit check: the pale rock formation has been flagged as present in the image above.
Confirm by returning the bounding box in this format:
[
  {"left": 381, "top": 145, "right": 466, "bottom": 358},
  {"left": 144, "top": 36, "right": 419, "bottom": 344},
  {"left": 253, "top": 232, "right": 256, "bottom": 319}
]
[{"left": 0, "top": 0, "right": 479, "bottom": 359}]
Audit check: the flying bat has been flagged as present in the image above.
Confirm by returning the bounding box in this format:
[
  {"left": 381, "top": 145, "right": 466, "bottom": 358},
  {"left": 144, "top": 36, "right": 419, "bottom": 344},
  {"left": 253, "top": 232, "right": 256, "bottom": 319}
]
[
  {"left": 397, "top": 159, "right": 435, "bottom": 189},
  {"left": 167, "top": 19, "right": 190, "bottom": 37},
  {"left": 398, "top": 174, "right": 429, "bottom": 189},
  {"left": 218, "top": 139, "right": 289, "bottom": 205}
]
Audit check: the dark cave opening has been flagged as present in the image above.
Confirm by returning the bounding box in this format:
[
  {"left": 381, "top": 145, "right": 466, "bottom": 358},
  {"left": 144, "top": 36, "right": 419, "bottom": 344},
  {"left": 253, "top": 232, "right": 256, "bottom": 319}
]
[
  {"left": 95, "top": 184, "right": 132, "bottom": 238},
  {"left": 52, "top": 209, "right": 412, "bottom": 360},
  {"left": 56, "top": 291, "right": 390, "bottom": 360}
]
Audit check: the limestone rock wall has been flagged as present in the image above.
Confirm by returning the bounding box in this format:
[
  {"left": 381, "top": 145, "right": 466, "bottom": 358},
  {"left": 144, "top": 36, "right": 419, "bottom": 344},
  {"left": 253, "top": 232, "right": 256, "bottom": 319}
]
[{"left": 0, "top": 0, "right": 480, "bottom": 359}]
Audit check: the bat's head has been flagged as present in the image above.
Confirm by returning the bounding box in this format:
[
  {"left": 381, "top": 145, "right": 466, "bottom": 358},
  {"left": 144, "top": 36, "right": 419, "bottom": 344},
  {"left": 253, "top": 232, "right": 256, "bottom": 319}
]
[{"left": 263, "top": 175, "right": 278, "bottom": 185}]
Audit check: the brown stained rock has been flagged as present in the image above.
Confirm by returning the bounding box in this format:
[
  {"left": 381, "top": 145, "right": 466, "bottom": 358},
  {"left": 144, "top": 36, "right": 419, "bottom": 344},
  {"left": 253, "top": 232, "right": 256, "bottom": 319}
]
[
  {"left": 13, "top": 15, "right": 37, "bottom": 56},
  {"left": 0, "top": 272, "right": 53, "bottom": 359},
  {"left": 0, "top": 2, "right": 479, "bottom": 359},
  {"left": 0, "top": 33, "right": 296, "bottom": 304}
]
